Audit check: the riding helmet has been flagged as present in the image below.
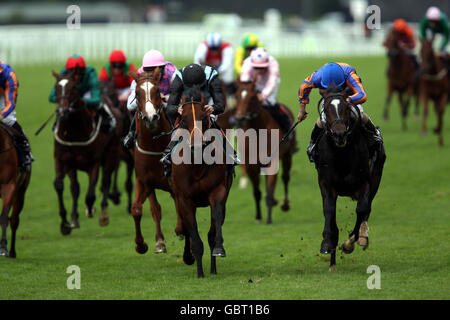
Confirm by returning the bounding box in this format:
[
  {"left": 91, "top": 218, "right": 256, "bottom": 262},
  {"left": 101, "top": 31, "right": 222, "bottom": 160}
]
[
  {"left": 182, "top": 64, "right": 206, "bottom": 88},
  {"left": 320, "top": 62, "right": 346, "bottom": 88}
]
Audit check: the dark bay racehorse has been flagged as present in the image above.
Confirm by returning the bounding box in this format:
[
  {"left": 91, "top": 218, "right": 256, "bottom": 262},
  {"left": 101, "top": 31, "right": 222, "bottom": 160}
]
[
  {"left": 100, "top": 78, "right": 134, "bottom": 213},
  {"left": 420, "top": 38, "right": 449, "bottom": 146},
  {"left": 171, "top": 86, "right": 233, "bottom": 278},
  {"left": 52, "top": 70, "right": 121, "bottom": 235},
  {"left": 129, "top": 68, "right": 179, "bottom": 254},
  {"left": 383, "top": 30, "right": 420, "bottom": 130},
  {"left": 0, "top": 124, "right": 31, "bottom": 257},
  {"left": 314, "top": 88, "right": 386, "bottom": 271},
  {"left": 234, "top": 80, "right": 296, "bottom": 224}
]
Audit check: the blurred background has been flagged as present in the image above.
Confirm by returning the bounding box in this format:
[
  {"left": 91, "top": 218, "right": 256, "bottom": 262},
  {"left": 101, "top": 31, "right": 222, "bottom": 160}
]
[{"left": 1, "top": 0, "right": 449, "bottom": 66}]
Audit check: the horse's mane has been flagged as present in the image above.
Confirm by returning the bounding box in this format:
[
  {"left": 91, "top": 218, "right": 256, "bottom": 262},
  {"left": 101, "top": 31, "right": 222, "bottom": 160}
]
[
  {"left": 184, "top": 84, "right": 204, "bottom": 103},
  {"left": 324, "top": 84, "right": 346, "bottom": 97}
]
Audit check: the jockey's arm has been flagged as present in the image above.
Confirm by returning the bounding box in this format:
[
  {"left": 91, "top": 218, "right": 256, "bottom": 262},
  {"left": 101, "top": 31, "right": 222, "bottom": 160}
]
[
  {"left": 126, "top": 80, "right": 137, "bottom": 112},
  {"left": 419, "top": 16, "right": 429, "bottom": 40},
  {"left": 346, "top": 72, "right": 367, "bottom": 105},
  {"left": 84, "top": 69, "right": 101, "bottom": 109},
  {"left": 194, "top": 43, "right": 208, "bottom": 65},
  {"left": 234, "top": 47, "right": 245, "bottom": 76},
  {"left": 166, "top": 76, "right": 184, "bottom": 121},
  {"left": 208, "top": 76, "right": 225, "bottom": 115},
  {"left": 0, "top": 69, "right": 18, "bottom": 119},
  {"left": 218, "top": 46, "right": 233, "bottom": 76},
  {"left": 260, "top": 59, "right": 280, "bottom": 100},
  {"left": 440, "top": 17, "right": 449, "bottom": 51}
]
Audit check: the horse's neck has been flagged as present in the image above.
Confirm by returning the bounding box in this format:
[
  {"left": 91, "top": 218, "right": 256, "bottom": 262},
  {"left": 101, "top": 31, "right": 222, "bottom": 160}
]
[
  {"left": 0, "top": 126, "right": 11, "bottom": 150},
  {"left": 248, "top": 103, "right": 278, "bottom": 130},
  {"left": 57, "top": 109, "right": 94, "bottom": 139}
]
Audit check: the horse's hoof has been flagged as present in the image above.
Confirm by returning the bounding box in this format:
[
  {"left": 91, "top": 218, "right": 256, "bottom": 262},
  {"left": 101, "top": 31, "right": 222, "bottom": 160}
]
[
  {"left": 85, "top": 207, "right": 96, "bottom": 218},
  {"left": 266, "top": 219, "right": 272, "bottom": 224},
  {"left": 357, "top": 236, "right": 369, "bottom": 250},
  {"left": 281, "top": 202, "right": 290, "bottom": 211},
  {"left": 154, "top": 241, "right": 167, "bottom": 254},
  {"left": 135, "top": 242, "right": 148, "bottom": 254},
  {"left": 340, "top": 235, "right": 356, "bottom": 254},
  {"left": 320, "top": 241, "right": 335, "bottom": 255},
  {"left": 60, "top": 223, "right": 72, "bottom": 236},
  {"left": 212, "top": 247, "right": 226, "bottom": 257},
  {"left": 329, "top": 265, "right": 337, "bottom": 272},
  {"left": 70, "top": 220, "right": 80, "bottom": 229},
  {"left": 0, "top": 248, "right": 9, "bottom": 257},
  {"left": 99, "top": 211, "right": 109, "bottom": 227},
  {"left": 177, "top": 234, "right": 185, "bottom": 241},
  {"left": 108, "top": 192, "right": 121, "bottom": 205},
  {"left": 8, "top": 251, "right": 16, "bottom": 259}
]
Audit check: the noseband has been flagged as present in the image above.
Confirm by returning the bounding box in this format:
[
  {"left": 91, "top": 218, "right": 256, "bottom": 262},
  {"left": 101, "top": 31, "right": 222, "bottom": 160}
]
[{"left": 319, "top": 93, "right": 360, "bottom": 137}]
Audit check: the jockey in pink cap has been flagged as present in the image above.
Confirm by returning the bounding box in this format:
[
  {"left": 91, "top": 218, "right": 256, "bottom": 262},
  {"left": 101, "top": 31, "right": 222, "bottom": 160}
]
[
  {"left": 123, "top": 49, "right": 178, "bottom": 148},
  {"left": 239, "top": 48, "right": 293, "bottom": 137}
]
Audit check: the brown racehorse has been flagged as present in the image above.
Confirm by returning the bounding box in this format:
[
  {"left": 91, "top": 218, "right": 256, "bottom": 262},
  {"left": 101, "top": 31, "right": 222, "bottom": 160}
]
[
  {"left": 52, "top": 70, "right": 121, "bottom": 235},
  {"left": 420, "top": 38, "right": 449, "bottom": 146},
  {"left": 170, "top": 85, "right": 233, "bottom": 278},
  {"left": 100, "top": 78, "right": 134, "bottom": 213},
  {"left": 0, "top": 124, "right": 31, "bottom": 257},
  {"left": 234, "top": 80, "right": 296, "bottom": 224},
  {"left": 383, "top": 30, "right": 420, "bottom": 130},
  {"left": 129, "top": 68, "right": 179, "bottom": 254}
]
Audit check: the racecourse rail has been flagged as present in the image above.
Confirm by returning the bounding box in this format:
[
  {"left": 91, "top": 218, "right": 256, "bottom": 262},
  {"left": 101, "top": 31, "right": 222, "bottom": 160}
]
[{"left": 0, "top": 22, "right": 403, "bottom": 66}]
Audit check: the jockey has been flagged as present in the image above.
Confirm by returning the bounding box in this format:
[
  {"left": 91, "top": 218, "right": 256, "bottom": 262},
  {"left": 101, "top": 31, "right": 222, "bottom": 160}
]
[
  {"left": 49, "top": 54, "right": 116, "bottom": 134},
  {"left": 99, "top": 49, "right": 137, "bottom": 107},
  {"left": 420, "top": 6, "right": 449, "bottom": 54},
  {"left": 194, "top": 32, "right": 234, "bottom": 94},
  {"left": 297, "top": 62, "right": 383, "bottom": 163},
  {"left": 240, "top": 47, "right": 292, "bottom": 136},
  {"left": 383, "top": 19, "right": 418, "bottom": 70},
  {"left": 0, "top": 62, "right": 33, "bottom": 169},
  {"left": 234, "top": 33, "right": 264, "bottom": 76},
  {"left": 161, "top": 63, "right": 238, "bottom": 174},
  {"left": 123, "top": 49, "right": 178, "bottom": 148}
]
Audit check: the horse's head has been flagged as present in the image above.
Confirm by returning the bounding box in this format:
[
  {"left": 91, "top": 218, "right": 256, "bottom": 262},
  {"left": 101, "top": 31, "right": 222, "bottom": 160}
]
[
  {"left": 52, "top": 68, "right": 82, "bottom": 120},
  {"left": 321, "top": 87, "right": 355, "bottom": 148},
  {"left": 180, "top": 86, "right": 210, "bottom": 148},
  {"left": 234, "top": 79, "right": 259, "bottom": 127},
  {"left": 130, "top": 68, "right": 164, "bottom": 131},
  {"left": 384, "top": 30, "right": 402, "bottom": 58},
  {"left": 420, "top": 38, "right": 436, "bottom": 73},
  {"left": 101, "top": 77, "right": 119, "bottom": 109}
]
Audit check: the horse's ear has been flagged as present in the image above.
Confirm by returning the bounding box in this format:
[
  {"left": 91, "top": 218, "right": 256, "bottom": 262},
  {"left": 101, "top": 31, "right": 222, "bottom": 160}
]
[
  {"left": 52, "top": 70, "right": 60, "bottom": 79},
  {"left": 129, "top": 69, "right": 139, "bottom": 81}
]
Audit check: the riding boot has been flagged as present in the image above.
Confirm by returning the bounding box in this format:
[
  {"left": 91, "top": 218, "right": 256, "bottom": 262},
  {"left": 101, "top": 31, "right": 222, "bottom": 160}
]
[
  {"left": 123, "top": 110, "right": 136, "bottom": 149},
  {"left": 306, "top": 124, "right": 324, "bottom": 163},
  {"left": 160, "top": 139, "right": 180, "bottom": 177},
  {"left": 98, "top": 103, "right": 117, "bottom": 134},
  {"left": 363, "top": 118, "right": 383, "bottom": 151},
  {"left": 12, "top": 122, "right": 34, "bottom": 169}
]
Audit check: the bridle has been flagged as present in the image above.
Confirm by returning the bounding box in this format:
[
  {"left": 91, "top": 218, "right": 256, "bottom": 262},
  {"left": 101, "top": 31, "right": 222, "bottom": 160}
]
[
  {"left": 136, "top": 75, "right": 164, "bottom": 125},
  {"left": 319, "top": 93, "right": 360, "bottom": 138},
  {"left": 236, "top": 86, "right": 260, "bottom": 121},
  {"left": 179, "top": 99, "right": 211, "bottom": 145}
]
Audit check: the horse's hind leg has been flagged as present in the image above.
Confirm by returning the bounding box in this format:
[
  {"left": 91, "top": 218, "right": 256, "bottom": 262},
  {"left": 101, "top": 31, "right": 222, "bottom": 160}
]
[
  {"left": 8, "top": 179, "right": 28, "bottom": 258},
  {"left": 0, "top": 182, "right": 15, "bottom": 256},
  {"left": 399, "top": 90, "right": 410, "bottom": 131},
  {"left": 54, "top": 169, "right": 71, "bottom": 235},
  {"left": 433, "top": 93, "right": 447, "bottom": 146},
  {"left": 421, "top": 91, "right": 429, "bottom": 136},
  {"left": 108, "top": 162, "right": 121, "bottom": 205},
  {"left": 125, "top": 159, "right": 134, "bottom": 214},
  {"left": 148, "top": 189, "right": 166, "bottom": 253},
  {"left": 67, "top": 170, "right": 80, "bottom": 229},
  {"left": 247, "top": 167, "right": 262, "bottom": 222},
  {"left": 281, "top": 153, "right": 292, "bottom": 211},
  {"left": 265, "top": 174, "right": 278, "bottom": 224},
  {"left": 383, "top": 85, "right": 393, "bottom": 121}
]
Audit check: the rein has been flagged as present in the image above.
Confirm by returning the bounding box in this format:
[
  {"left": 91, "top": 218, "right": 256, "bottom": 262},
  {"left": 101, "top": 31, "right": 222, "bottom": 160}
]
[{"left": 54, "top": 116, "right": 102, "bottom": 147}]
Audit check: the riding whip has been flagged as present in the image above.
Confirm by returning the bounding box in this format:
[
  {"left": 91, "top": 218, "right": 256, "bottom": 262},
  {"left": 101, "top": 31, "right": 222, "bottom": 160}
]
[{"left": 35, "top": 110, "right": 57, "bottom": 136}]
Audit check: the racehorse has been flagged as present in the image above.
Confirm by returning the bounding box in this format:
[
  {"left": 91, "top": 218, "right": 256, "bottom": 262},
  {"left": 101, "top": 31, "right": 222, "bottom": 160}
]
[
  {"left": 420, "top": 38, "right": 449, "bottom": 146},
  {"left": 234, "top": 79, "right": 296, "bottom": 224},
  {"left": 51, "top": 69, "right": 121, "bottom": 235},
  {"left": 314, "top": 87, "right": 386, "bottom": 271},
  {"left": 0, "top": 123, "right": 31, "bottom": 257},
  {"left": 100, "top": 77, "right": 134, "bottom": 213},
  {"left": 170, "top": 86, "right": 233, "bottom": 278},
  {"left": 129, "top": 68, "right": 178, "bottom": 254},
  {"left": 383, "top": 29, "right": 420, "bottom": 130}
]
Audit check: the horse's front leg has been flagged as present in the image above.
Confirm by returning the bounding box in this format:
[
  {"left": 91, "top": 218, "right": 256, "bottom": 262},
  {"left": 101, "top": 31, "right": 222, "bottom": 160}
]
[
  {"left": 54, "top": 164, "right": 70, "bottom": 235},
  {"left": 0, "top": 181, "right": 15, "bottom": 256},
  {"left": 85, "top": 164, "right": 100, "bottom": 218},
  {"left": 383, "top": 84, "right": 393, "bottom": 121},
  {"left": 247, "top": 165, "right": 262, "bottom": 222},
  {"left": 131, "top": 178, "right": 149, "bottom": 254},
  {"left": 265, "top": 173, "right": 278, "bottom": 224},
  {"left": 148, "top": 189, "right": 166, "bottom": 253},
  {"left": 67, "top": 170, "right": 80, "bottom": 229},
  {"left": 433, "top": 93, "right": 447, "bottom": 146},
  {"left": 319, "top": 181, "right": 338, "bottom": 271},
  {"left": 421, "top": 87, "right": 429, "bottom": 136}
]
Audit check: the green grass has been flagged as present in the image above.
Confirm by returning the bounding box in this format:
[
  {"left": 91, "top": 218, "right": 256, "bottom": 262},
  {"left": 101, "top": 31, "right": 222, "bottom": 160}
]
[{"left": 0, "top": 56, "right": 449, "bottom": 300}]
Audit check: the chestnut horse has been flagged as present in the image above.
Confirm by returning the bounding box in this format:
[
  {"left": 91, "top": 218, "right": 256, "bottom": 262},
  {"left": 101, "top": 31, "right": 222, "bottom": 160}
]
[
  {"left": 0, "top": 124, "right": 31, "bottom": 257},
  {"left": 234, "top": 80, "right": 296, "bottom": 224},
  {"left": 314, "top": 88, "right": 386, "bottom": 271},
  {"left": 383, "top": 30, "right": 420, "bottom": 130},
  {"left": 420, "top": 38, "right": 449, "bottom": 146},
  {"left": 52, "top": 70, "right": 121, "bottom": 235},
  {"left": 100, "top": 78, "right": 134, "bottom": 213},
  {"left": 129, "top": 68, "right": 178, "bottom": 254},
  {"left": 170, "top": 86, "right": 233, "bottom": 278}
]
